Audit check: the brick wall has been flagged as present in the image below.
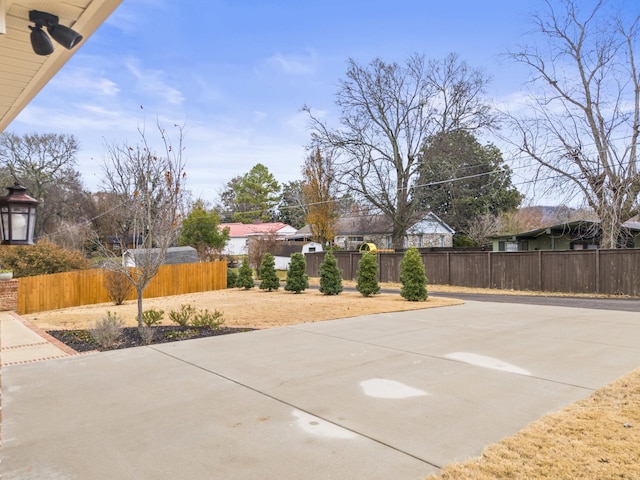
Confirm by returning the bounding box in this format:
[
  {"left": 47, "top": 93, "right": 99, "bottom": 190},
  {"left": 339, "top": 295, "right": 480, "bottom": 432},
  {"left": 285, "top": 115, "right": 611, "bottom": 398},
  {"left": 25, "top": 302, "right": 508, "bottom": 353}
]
[{"left": 0, "top": 279, "right": 18, "bottom": 311}]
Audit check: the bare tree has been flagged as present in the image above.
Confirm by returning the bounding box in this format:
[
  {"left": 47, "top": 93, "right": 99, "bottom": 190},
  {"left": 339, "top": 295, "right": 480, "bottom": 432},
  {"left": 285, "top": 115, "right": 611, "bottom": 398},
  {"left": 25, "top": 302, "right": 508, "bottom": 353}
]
[
  {"left": 97, "top": 120, "right": 188, "bottom": 331},
  {"left": 506, "top": 0, "right": 640, "bottom": 248},
  {"left": 0, "top": 132, "right": 89, "bottom": 237},
  {"left": 247, "top": 232, "right": 281, "bottom": 275},
  {"left": 304, "top": 53, "right": 494, "bottom": 248},
  {"left": 466, "top": 213, "right": 502, "bottom": 247}
]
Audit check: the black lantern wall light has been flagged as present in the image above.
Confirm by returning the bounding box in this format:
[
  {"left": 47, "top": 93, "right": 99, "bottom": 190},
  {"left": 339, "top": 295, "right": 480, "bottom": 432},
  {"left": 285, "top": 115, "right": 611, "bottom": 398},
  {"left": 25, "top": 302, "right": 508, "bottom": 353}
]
[
  {"left": 0, "top": 184, "right": 39, "bottom": 246},
  {"left": 28, "top": 10, "right": 83, "bottom": 56}
]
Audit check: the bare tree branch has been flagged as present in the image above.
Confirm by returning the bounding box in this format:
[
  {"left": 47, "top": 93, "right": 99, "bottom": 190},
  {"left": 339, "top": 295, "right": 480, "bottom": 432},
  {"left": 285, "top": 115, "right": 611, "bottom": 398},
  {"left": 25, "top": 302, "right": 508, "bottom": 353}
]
[
  {"left": 304, "top": 53, "right": 494, "bottom": 248},
  {"left": 504, "top": 0, "right": 640, "bottom": 248}
]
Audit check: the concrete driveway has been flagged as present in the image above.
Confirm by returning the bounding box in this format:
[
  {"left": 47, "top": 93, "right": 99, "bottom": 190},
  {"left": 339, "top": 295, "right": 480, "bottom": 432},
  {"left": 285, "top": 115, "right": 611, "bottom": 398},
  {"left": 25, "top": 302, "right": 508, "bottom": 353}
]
[{"left": 2, "top": 300, "right": 640, "bottom": 479}]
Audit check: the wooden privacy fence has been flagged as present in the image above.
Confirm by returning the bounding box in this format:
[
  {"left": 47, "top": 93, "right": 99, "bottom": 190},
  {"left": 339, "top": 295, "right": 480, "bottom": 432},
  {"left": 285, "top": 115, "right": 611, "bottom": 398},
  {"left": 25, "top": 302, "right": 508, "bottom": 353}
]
[
  {"left": 305, "top": 249, "right": 640, "bottom": 297},
  {"left": 17, "top": 261, "right": 227, "bottom": 315}
]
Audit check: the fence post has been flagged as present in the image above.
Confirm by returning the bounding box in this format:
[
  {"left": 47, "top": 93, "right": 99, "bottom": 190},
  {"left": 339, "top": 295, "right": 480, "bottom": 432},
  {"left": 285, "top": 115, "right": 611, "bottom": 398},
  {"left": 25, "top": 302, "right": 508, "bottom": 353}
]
[
  {"left": 487, "top": 251, "right": 492, "bottom": 288},
  {"left": 538, "top": 250, "right": 543, "bottom": 292},
  {"left": 446, "top": 251, "right": 451, "bottom": 285},
  {"left": 595, "top": 249, "right": 600, "bottom": 294}
]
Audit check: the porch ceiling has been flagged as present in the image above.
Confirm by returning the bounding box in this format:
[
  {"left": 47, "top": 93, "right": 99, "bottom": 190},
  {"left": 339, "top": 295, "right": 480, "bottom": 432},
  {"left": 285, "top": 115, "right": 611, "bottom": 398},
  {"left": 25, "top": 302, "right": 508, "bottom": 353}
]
[{"left": 0, "top": 0, "right": 122, "bottom": 132}]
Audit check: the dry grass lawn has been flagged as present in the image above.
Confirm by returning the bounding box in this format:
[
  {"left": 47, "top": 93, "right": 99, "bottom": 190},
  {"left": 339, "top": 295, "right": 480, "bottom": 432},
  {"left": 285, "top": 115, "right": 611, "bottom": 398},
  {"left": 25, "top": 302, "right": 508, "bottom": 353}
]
[
  {"left": 427, "top": 368, "right": 640, "bottom": 479},
  {"left": 24, "top": 281, "right": 640, "bottom": 479},
  {"left": 25, "top": 283, "right": 462, "bottom": 330}
]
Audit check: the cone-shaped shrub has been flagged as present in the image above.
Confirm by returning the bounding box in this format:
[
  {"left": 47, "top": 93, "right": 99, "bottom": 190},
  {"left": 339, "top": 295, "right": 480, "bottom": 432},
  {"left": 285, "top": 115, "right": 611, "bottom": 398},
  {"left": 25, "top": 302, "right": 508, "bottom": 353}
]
[
  {"left": 237, "top": 256, "right": 255, "bottom": 289},
  {"left": 319, "top": 250, "right": 343, "bottom": 295},
  {"left": 285, "top": 252, "right": 308, "bottom": 293},
  {"left": 227, "top": 268, "right": 238, "bottom": 288},
  {"left": 259, "top": 253, "right": 280, "bottom": 291},
  {"left": 399, "top": 247, "right": 428, "bottom": 301},
  {"left": 356, "top": 252, "right": 380, "bottom": 297}
]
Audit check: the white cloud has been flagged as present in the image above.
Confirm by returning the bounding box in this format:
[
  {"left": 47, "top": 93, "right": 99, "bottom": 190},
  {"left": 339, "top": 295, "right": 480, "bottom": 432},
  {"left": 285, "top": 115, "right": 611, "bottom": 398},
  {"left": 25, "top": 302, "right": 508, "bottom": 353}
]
[
  {"left": 285, "top": 109, "right": 312, "bottom": 133},
  {"left": 125, "top": 58, "right": 184, "bottom": 105},
  {"left": 104, "top": 0, "right": 170, "bottom": 35},
  {"left": 265, "top": 51, "right": 317, "bottom": 76},
  {"left": 50, "top": 67, "right": 120, "bottom": 97},
  {"left": 253, "top": 111, "right": 267, "bottom": 123}
]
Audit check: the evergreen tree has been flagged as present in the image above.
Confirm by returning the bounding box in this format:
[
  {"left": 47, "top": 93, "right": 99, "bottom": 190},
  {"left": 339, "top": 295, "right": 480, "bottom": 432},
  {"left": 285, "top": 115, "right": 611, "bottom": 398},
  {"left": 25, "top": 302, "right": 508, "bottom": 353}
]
[
  {"left": 226, "top": 268, "right": 238, "bottom": 288},
  {"left": 319, "top": 250, "right": 343, "bottom": 295},
  {"left": 285, "top": 252, "right": 309, "bottom": 294},
  {"left": 416, "top": 130, "right": 521, "bottom": 238},
  {"left": 237, "top": 256, "right": 255, "bottom": 289},
  {"left": 356, "top": 252, "right": 380, "bottom": 297},
  {"left": 219, "top": 163, "right": 281, "bottom": 223},
  {"left": 399, "top": 247, "right": 428, "bottom": 301},
  {"left": 259, "top": 253, "right": 280, "bottom": 292},
  {"left": 179, "top": 200, "right": 230, "bottom": 260}
]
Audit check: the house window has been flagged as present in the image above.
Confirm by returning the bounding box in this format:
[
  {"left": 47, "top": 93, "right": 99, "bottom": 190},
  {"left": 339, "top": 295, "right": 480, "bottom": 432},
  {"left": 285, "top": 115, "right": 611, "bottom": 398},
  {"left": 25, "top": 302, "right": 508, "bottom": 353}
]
[
  {"left": 308, "top": 247, "right": 316, "bottom": 252},
  {"left": 498, "top": 241, "right": 518, "bottom": 252},
  {"left": 520, "top": 240, "right": 529, "bottom": 251},
  {"left": 348, "top": 235, "right": 364, "bottom": 243},
  {"left": 417, "top": 234, "right": 423, "bottom": 248}
]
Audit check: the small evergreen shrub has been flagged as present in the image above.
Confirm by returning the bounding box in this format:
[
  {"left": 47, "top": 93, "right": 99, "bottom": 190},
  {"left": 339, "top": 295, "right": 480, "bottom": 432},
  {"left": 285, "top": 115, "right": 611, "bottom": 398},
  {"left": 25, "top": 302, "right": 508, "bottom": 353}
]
[
  {"left": 167, "top": 304, "right": 224, "bottom": 329},
  {"left": 168, "top": 304, "right": 196, "bottom": 327},
  {"left": 319, "top": 250, "right": 343, "bottom": 295},
  {"left": 237, "top": 256, "right": 255, "bottom": 289},
  {"left": 227, "top": 268, "right": 238, "bottom": 288},
  {"left": 89, "top": 311, "right": 124, "bottom": 349},
  {"left": 356, "top": 252, "right": 380, "bottom": 297},
  {"left": 259, "top": 253, "right": 280, "bottom": 292},
  {"left": 142, "top": 308, "right": 164, "bottom": 327},
  {"left": 285, "top": 253, "right": 308, "bottom": 294},
  {"left": 399, "top": 247, "right": 428, "bottom": 301},
  {"left": 191, "top": 309, "right": 225, "bottom": 329},
  {"left": 103, "top": 270, "right": 132, "bottom": 305}
]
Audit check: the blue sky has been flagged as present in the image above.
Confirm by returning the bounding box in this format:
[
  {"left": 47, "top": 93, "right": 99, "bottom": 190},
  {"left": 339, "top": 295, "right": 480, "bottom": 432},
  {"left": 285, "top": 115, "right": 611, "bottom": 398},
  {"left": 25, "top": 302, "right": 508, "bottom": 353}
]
[{"left": 5, "top": 0, "right": 612, "bottom": 204}]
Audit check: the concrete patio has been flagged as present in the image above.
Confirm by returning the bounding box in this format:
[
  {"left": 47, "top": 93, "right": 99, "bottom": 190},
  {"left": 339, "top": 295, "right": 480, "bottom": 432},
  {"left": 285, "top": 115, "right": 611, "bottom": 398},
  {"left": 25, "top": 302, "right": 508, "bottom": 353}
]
[{"left": 2, "top": 300, "right": 639, "bottom": 479}]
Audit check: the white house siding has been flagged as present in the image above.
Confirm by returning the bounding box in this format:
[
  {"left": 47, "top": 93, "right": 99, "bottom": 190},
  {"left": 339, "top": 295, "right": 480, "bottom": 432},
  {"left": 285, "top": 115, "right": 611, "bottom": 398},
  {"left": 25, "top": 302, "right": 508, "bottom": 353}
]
[{"left": 224, "top": 237, "right": 249, "bottom": 256}]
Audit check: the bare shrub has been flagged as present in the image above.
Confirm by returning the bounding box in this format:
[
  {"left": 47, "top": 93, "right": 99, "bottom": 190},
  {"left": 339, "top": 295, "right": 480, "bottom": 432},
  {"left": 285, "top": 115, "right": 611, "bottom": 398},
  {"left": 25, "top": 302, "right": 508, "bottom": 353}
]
[
  {"left": 103, "top": 270, "right": 133, "bottom": 305},
  {"left": 89, "top": 312, "right": 124, "bottom": 349}
]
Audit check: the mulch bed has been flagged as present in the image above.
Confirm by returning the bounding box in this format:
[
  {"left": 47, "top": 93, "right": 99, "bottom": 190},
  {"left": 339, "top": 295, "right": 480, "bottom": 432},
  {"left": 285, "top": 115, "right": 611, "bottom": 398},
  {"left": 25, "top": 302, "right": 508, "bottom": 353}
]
[{"left": 47, "top": 326, "right": 256, "bottom": 352}]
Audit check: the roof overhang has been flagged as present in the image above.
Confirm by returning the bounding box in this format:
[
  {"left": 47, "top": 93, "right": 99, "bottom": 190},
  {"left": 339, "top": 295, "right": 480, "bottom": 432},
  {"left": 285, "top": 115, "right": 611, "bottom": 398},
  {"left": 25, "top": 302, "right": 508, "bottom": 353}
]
[{"left": 0, "top": 0, "right": 123, "bottom": 133}]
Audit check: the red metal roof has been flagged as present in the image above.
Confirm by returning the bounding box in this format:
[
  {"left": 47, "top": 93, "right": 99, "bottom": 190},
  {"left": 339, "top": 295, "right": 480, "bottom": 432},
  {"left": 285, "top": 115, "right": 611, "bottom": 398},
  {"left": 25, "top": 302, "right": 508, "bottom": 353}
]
[{"left": 219, "top": 222, "right": 294, "bottom": 237}]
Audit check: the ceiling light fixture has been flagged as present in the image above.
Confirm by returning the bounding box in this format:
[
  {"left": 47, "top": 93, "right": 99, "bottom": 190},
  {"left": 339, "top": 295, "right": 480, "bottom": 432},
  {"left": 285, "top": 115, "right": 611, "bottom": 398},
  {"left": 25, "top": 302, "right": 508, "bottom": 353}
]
[{"left": 28, "top": 10, "right": 83, "bottom": 56}]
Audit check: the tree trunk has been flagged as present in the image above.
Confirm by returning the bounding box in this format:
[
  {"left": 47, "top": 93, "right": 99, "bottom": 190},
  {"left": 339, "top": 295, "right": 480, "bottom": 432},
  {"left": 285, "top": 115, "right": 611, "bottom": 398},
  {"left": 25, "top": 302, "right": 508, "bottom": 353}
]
[
  {"left": 598, "top": 209, "right": 621, "bottom": 250},
  {"left": 136, "top": 286, "right": 144, "bottom": 329},
  {"left": 392, "top": 227, "right": 405, "bottom": 250}
]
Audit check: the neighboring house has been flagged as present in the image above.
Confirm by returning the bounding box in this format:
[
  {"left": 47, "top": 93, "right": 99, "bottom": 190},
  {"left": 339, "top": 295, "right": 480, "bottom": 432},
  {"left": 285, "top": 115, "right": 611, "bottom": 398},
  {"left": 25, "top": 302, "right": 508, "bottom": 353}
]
[
  {"left": 489, "top": 219, "right": 640, "bottom": 251},
  {"left": 123, "top": 246, "right": 199, "bottom": 268},
  {"left": 219, "top": 222, "right": 297, "bottom": 256},
  {"left": 273, "top": 241, "right": 324, "bottom": 270},
  {"left": 297, "top": 213, "right": 455, "bottom": 250},
  {"left": 107, "top": 234, "right": 144, "bottom": 252}
]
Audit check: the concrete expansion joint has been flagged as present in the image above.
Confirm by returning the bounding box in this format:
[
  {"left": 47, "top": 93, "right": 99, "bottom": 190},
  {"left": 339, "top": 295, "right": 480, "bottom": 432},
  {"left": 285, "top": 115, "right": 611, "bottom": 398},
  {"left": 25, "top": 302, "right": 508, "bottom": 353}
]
[{"left": 150, "top": 345, "right": 442, "bottom": 470}]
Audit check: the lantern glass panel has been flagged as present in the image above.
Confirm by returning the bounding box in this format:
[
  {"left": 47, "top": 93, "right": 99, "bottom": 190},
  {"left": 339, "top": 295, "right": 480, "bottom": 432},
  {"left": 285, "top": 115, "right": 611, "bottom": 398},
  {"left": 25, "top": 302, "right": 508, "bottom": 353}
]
[
  {"left": 11, "top": 206, "right": 29, "bottom": 241},
  {"left": 0, "top": 206, "right": 8, "bottom": 242},
  {"left": 28, "top": 208, "right": 36, "bottom": 244}
]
